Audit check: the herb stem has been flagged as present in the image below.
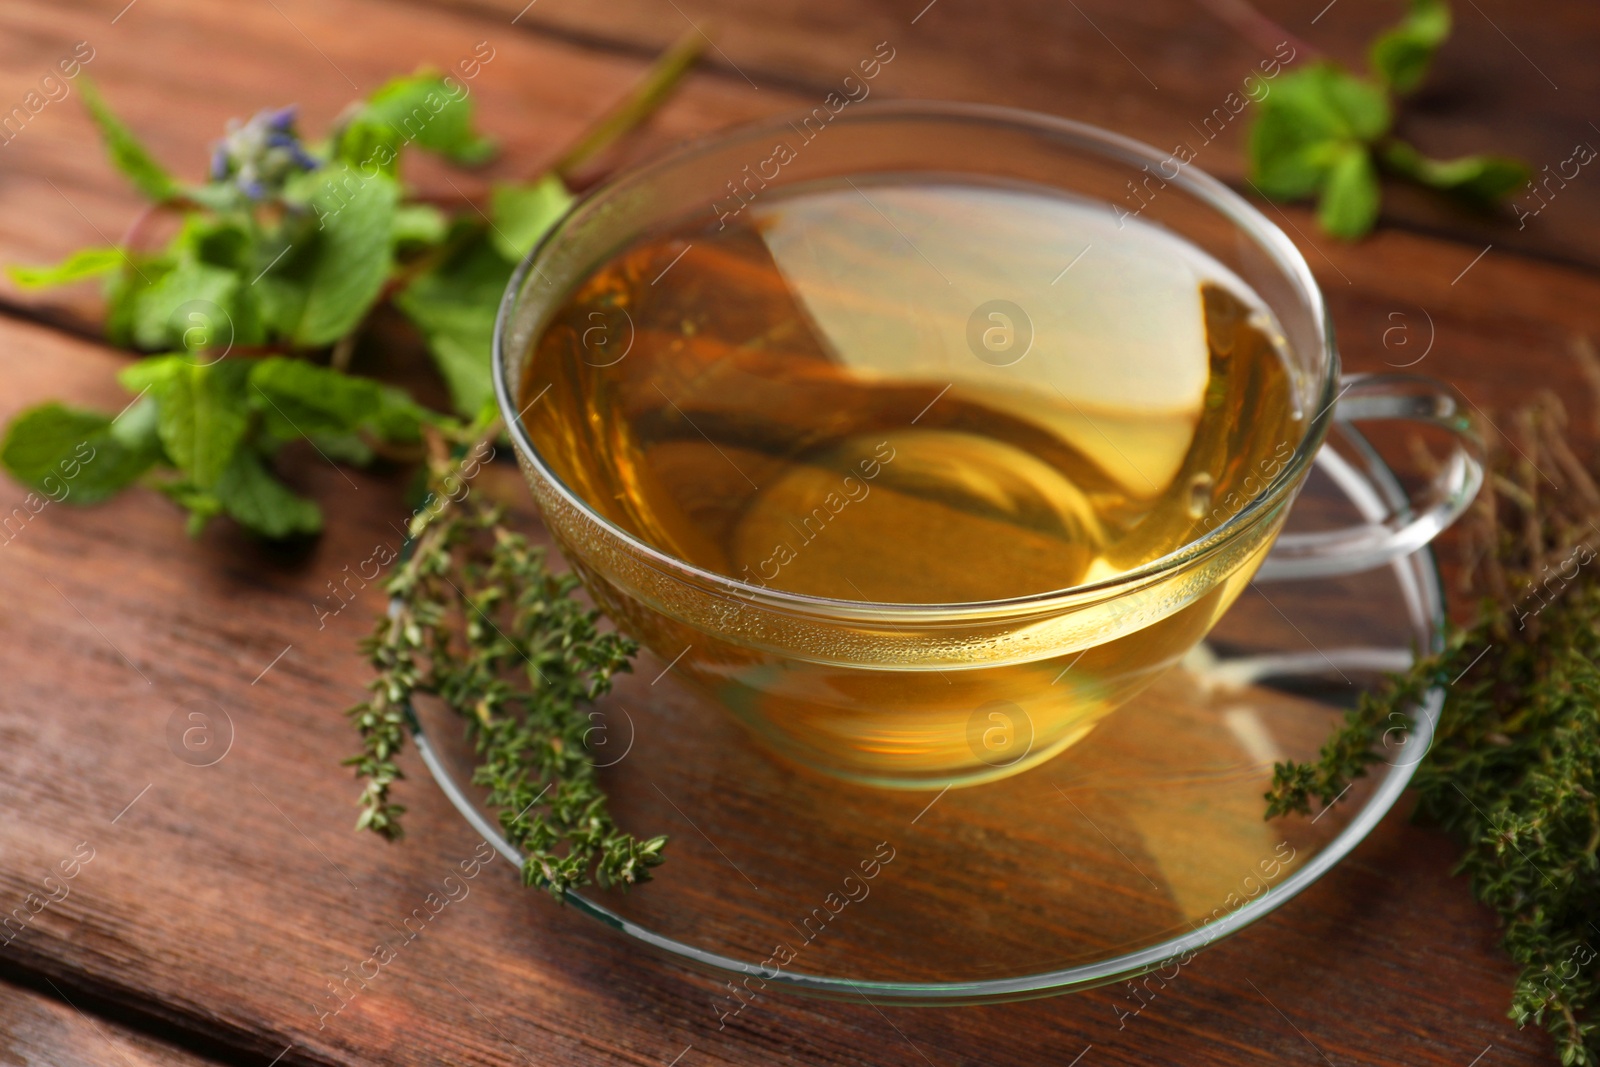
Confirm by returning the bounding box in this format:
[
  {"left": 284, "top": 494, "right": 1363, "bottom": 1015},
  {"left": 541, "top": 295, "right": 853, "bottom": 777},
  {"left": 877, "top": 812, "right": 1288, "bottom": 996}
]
[{"left": 551, "top": 27, "right": 706, "bottom": 181}]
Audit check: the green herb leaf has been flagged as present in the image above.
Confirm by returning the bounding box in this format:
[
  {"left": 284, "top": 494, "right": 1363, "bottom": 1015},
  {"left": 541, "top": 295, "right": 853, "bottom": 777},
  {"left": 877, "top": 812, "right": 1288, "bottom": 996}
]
[
  {"left": 393, "top": 225, "right": 514, "bottom": 416},
  {"left": 489, "top": 177, "right": 575, "bottom": 262},
  {"left": 78, "top": 76, "right": 183, "bottom": 203},
  {"left": 1248, "top": 64, "right": 1389, "bottom": 200},
  {"left": 131, "top": 257, "right": 242, "bottom": 352},
  {"left": 1267, "top": 384, "right": 1600, "bottom": 1064},
  {"left": 372, "top": 385, "right": 434, "bottom": 444},
  {"left": 286, "top": 172, "right": 400, "bottom": 346},
  {"left": 393, "top": 203, "right": 449, "bottom": 248},
  {"left": 1318, "top": 145, "right": 1382, "bottom": 238},
  {"left": 346, "top": 432, "right": 663, "bottom": 894},
  {"left": 1381, "top": 140, "right": 1530, "bottom": 201},
  {"left": 132, "top": 357, "right": 251, "bottom": 489},
  {"left": 151, "top": 478, "right": 224, "bottom": 537},
  {"left": 249, "top": 357, "right": 381, "bottom": 438},
  {"left": 104, "top": 259, "right": 170, "bottom": 349},
  {"left": 7, "top": 247, "right": 127, "bottom": 290},
  {"left": 0, "top": 402, "right": 163, "bottom": 505},
  {"left": 1370, "top": 0, "right": 1452, "bottom": 95},
  {"left": 213, "top": 447, "right": 323, "bottom": 538},
  {"left": 308, "top": 432, "right": 376, "bottom": 466},
  {"left": 336, "top": 71, "right": 495, "bottom": 170}
]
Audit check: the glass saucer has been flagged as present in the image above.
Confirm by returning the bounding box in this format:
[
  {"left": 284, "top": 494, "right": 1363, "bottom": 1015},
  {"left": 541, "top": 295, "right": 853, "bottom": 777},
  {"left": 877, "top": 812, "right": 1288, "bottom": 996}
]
[{"left": 411, "top": 424, "right": 1444, "bottom": 1003}]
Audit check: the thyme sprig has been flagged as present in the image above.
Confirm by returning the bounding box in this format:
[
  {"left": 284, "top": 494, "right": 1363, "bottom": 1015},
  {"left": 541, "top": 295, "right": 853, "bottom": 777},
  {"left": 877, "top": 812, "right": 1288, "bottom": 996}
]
[
  {"left": 1267, "top": 351, "right": 1600, "bottom": 1063},
  {"left": 345, "top": 422, "right": 665, "bottom": 898}
]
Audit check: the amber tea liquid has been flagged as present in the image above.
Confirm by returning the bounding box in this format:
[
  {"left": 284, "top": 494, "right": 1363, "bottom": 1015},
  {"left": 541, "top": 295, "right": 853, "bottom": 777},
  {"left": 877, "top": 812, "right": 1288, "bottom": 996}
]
[{"left": 520, "top": 179, "right": 1305, "bottom": 787}]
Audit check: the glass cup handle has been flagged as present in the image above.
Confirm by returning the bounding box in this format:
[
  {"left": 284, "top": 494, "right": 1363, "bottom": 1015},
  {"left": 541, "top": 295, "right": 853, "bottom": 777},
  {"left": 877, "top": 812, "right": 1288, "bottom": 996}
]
[{"left": 1254, "top": 373, "right": 1485, "bottom": 582}]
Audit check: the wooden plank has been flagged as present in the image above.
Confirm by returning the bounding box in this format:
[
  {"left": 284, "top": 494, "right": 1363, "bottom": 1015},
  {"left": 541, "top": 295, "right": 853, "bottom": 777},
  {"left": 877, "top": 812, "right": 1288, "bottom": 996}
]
[
  {"left": 0, "top": 980, "right": 226, "bottom": 1067},
  {"left": 1, "top": 0, "right": 1595, "bottom": 339},
  {"left": 414, "top": 0, "right": 1600, "bottom": 270},
  {"left": 0, "top": 0, "right": 1592, "bottom": 1064},
  {"left": 0, "top": 258, "right": 1574, "bottom": 1067}
]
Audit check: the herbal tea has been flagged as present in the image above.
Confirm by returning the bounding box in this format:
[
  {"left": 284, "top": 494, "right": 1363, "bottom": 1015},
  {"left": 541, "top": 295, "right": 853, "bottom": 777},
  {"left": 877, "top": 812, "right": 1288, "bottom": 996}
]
[{"left": 519, "top": 179, "right": 1305, "bottom": 786}]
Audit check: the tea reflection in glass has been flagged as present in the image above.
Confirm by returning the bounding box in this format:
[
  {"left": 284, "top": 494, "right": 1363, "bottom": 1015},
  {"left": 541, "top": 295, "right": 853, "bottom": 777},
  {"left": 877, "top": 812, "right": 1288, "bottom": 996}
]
[{"left": 517, "top": 179, "right": 1305, "bottom": 788}]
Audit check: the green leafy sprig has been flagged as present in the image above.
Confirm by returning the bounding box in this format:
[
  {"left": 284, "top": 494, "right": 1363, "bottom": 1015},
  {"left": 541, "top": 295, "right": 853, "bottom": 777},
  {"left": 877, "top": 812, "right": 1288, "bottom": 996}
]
[
  {"left": 1247, "top": 0, "right": 1529, "bottom": 238},
  {"left": 0, "top": 46, "right": 697, "bottom": 895},
  {"left": 346, "top": 423, "right": 665, "bottom": 898},
  {"left": 1267, "top": 364, "right": 1600, "bottom": 1063},
  {"left": 0, "top": 41, "right": 697, "bottom": 537}
]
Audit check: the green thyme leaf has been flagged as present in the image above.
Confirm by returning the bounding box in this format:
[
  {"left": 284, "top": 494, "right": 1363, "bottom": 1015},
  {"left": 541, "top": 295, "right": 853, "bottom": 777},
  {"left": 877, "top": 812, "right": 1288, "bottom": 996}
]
[
  {"left": 213, "top": 447, "right": 323, "bottom": 538},
  {"left": 7, "top": 247, "right": 127, "bottom": 290},
  {"left": 1267, "top": 384, "right": 1600, "bottom": 1064},
  {"left": 345, "top": 427, "right": 665, "bottom": 895},
  {"left": 0, "top": 402, "right": 162, "bottom": 505},
  {"left": 489, "top": 176, "right": 575, "bottom": 261},
  {"left": 1370, "top": 0, "right": 1452, "bottom": 94},
  {"left": 78, "top": 76, "right": 183, "bottom": 203}
]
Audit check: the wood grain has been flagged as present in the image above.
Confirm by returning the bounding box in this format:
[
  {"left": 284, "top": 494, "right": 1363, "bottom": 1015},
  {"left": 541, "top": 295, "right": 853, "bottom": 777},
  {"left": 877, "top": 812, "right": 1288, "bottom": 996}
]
[
  {"left": 0, "top": 299, "right": 1560, "bottom": 1067},
  {"left": 420, "top": 0, "right": 1600, "bottom": 269},
  {"left": 0, "top": 980, "right": 226, "bottom": 1067},
  {"left": 0, "top": 0, "right": 1593, "bottom": 1064}
]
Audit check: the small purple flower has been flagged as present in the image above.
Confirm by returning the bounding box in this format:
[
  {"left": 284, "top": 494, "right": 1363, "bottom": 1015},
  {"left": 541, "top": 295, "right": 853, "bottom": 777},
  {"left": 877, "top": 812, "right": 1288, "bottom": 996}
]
[{"left": 209, "top": 105, "right": 320, "bottom": 200}]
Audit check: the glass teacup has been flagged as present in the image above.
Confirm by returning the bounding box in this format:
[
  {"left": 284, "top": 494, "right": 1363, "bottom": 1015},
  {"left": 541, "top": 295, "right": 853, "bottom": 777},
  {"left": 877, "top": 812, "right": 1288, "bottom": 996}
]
[{"left": 493, "top": 102, "right": 1481, "bottom": 790}]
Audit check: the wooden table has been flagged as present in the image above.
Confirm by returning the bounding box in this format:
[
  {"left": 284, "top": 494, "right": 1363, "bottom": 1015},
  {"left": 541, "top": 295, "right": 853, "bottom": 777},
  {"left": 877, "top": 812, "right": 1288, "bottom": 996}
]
[{"left": 0, "top": 0, "right": 1593, "bottom": 1063}]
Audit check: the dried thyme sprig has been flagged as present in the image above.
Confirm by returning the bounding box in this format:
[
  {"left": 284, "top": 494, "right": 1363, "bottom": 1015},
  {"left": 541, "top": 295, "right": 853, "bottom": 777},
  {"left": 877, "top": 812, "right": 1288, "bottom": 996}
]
[
  {"left": 345, "top": 423, "right": 665, "bottom": 898},
  {"left": 1266, "top": 353, "right": 1600, "bottom": 1064}
]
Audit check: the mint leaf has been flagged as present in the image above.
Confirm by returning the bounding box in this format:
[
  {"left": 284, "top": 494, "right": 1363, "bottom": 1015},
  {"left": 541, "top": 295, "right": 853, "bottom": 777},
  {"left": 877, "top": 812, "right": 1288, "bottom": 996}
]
[
  {"left": 1249, "top": 96, "right": 1342, "bottom": 199},
  {"left": 393, "top": 203, "right": 448, "bottom": 248},
  {"left": 249, "top": 357, "right": 381, "bottom": 438},
  {"left": 131, "top": 257, "right": 242, "bottom": 353},
  {"left": 213, "top": 447, "right": 322, "bottom": 538},
  {"left": 308, "top": 432, "right": 375, "bottom": 466},
  {"left": 1318, "top": 146, "right": 1382, "bottom": 238},
  {"left": 1381, "top": 141, "right": 1529, "bottom": 201},
  {"left": 110, "top": 395, "right": 161, "bottom": 455},
  {"left": 394, "top": 225, "right": 514, "bottom": 416},
  {"left": 1370, "top": 0, "right": 1452, "bottom": 95},
  {"left": 489, "top": 177, "right": 574, "bottom": 261},
  {"left": 336, "top": 72, "right": 495, "bottom": 170},
  {"left": 8, "top": 247, "right": 127, "bottom": 290},
  {"left": 1249, "top": 64, "right": 1393, "bottom": 199},
  {"left": 1, "top": 402, "right": 162, "bottom": 504},
  {"left": 1322, "top": 68, "right": 1392, "bottom": 141},
  {"left": 116, "top": 353, "right": 186, "bottom": 395},
  {"left": 286, "top": 172, "right": 399, "bottom": 346},
  {"left": 79, "top": 76, "right": 183, "bottom": 202},
  {"left": 144, "top": 358, "right": 252, "bottom": 489},
  {"left": 151, "top": 479, "right": 224, "bottom": 538},
  {"left": 1248, "top": 62, "right": 1402, "bottom": 240},
  {"left": 104, "top": 259, "right": 171, "bottom": 349},
  {"left": 372, "top": 385, "right": 434, "bottom": 444}
]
